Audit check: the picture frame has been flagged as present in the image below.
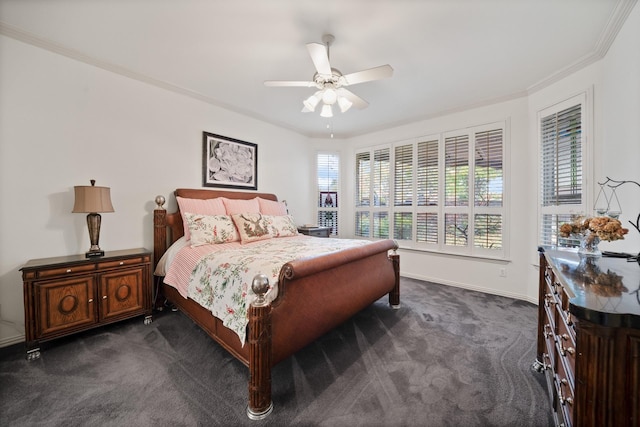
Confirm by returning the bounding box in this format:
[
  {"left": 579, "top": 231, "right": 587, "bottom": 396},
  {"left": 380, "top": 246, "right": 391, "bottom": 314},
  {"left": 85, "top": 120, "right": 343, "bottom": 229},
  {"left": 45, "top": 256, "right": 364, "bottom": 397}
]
[{"left": 202, "top": 132, "right": 258, "bottom": 190}]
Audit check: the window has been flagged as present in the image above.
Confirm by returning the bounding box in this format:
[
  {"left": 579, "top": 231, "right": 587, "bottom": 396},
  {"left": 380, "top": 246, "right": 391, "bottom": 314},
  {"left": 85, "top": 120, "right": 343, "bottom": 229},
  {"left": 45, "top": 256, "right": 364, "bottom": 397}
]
[
  {"left": 538, "top": 93, "right": 587, "bottom": 247},
  {"left": 355, "top": 121, "right": 506, "bottom": 258},
  {"left": 356, "top": 147, "right": 390, "bottom": 238},
  {"left": 316, "top": 152, "right": 339, "bottom": 236}
]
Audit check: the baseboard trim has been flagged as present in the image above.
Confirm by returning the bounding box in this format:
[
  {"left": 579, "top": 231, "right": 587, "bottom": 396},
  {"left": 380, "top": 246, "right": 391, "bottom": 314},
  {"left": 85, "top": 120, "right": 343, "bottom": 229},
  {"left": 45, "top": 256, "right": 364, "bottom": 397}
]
[{"left": 401, "top": 273, "right": 538, "bottom": 305}]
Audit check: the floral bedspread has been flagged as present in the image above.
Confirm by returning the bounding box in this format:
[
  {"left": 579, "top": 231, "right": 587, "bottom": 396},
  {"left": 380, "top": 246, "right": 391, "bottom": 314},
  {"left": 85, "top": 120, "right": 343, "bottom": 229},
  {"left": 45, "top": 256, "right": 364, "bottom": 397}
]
[{"left": 187, "top": 236, "right": 370, "bottom": 346}]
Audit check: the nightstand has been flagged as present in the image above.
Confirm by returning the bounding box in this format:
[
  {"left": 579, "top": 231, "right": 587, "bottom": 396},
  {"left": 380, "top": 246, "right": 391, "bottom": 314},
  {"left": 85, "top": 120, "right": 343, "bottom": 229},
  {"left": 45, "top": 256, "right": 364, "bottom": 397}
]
[
  {"left": 297, "top": 226, "right": 331, "bottom": 238},
  {"left": 20, "top": 248, "right": 152, "bottom": 360}
]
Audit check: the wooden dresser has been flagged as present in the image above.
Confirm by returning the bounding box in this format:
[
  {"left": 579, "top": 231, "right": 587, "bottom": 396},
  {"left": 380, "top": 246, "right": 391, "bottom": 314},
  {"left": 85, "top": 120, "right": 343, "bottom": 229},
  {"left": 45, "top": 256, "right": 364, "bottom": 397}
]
[
  {"left": 535, "top": 247, "right": 640, "bottom": 427},
  {"left": 21, "top": 248, "right": 152, "bottom": 360}
]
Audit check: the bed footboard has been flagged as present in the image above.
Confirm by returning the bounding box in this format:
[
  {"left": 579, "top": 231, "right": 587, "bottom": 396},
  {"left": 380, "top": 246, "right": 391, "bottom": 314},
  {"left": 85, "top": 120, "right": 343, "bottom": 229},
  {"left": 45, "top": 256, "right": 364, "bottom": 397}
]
[{"left": 246, "top": 242, "right": 400, "bottom": 419}]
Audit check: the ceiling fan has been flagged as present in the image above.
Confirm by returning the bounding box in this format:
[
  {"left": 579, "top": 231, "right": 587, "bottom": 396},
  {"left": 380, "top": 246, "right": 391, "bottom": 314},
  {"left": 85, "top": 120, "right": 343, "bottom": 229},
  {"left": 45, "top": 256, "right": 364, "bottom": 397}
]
[{"left": 264, "top": 34, "right": 393, "bottom": 118}]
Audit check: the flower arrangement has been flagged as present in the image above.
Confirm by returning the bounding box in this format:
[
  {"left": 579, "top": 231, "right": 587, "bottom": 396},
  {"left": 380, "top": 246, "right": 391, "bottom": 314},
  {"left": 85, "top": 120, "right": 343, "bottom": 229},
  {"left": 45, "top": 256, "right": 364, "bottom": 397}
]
[{"left": 559, "top": 216, "right": 629, "bottom": 244}]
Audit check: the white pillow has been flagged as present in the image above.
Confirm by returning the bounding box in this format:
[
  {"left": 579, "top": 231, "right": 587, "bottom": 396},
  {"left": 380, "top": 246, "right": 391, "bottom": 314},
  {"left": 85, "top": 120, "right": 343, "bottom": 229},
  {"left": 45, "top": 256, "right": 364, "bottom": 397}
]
[
  {"left": 265, "top": 215, "right": 299, "bottom": 237},
  {"left": 184, "top": 213, "right": 238, "bottom": 247}
]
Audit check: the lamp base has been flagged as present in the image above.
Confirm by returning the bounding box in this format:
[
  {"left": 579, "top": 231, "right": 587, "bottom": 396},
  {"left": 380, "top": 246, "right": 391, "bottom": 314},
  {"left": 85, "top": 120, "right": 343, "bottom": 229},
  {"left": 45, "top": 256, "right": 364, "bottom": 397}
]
[{"left": 85, "top": 250, "right": 105, "bottom": 258}]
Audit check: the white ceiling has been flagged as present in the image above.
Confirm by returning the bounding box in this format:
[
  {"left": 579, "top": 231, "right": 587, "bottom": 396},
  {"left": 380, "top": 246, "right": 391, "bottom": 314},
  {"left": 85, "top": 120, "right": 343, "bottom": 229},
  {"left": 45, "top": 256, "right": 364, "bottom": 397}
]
[{"left": 0, "top": 0, "right": 635, "bottom": 138}]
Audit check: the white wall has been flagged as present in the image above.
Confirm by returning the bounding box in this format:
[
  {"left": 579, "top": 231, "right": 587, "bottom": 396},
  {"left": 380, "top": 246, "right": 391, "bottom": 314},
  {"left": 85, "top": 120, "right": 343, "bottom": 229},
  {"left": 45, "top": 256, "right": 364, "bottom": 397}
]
[
  {"left": 345, "top": 96, "right": 534, "bottom": 301},
  {"left": 343, "top": 5, "right": 640, "bottom": 304},
  {"left": 0, "top": 35, "right": 314, "bottom": 346},
  {"left": 600, "top": 3, "right": 640, "bottom": 255}
]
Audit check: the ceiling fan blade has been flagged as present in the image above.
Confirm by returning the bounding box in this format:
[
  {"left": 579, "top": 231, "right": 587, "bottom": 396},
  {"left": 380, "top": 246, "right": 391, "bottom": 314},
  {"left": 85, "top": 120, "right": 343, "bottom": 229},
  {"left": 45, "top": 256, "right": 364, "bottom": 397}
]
[
  {"left": 342, "top": 64, "right": 394, "bottom": 86},
  {"left": 264, "top": 80, "right": 316, "bottom": 87},
  {"left": 337, "top": 88, "right": 368, "bottom": 109},
  {"left": 306, "top": 42, "right": 332, "bottom": 75}
]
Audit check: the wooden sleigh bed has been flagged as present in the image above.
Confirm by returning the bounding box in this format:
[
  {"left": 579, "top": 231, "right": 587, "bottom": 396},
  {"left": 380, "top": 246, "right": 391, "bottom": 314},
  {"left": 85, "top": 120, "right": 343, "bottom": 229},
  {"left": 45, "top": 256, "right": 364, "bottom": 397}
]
[{"left": 153, "top": 188, "right": 400, "bottom": 419}]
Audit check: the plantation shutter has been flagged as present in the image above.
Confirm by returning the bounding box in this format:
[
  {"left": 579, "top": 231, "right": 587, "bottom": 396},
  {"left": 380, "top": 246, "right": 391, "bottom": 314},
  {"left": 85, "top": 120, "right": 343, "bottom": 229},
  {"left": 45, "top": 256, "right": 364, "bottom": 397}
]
[
  {"left": 417, "top": 140, "right": 439, "bottom": 207},
  {"left": 355, "top": 152, "right": 370, "bottom": 207},
  {"left": 541, "top": 104, "right": 582, "bottom": 207},
  {"left": 373, "top": 148, "right": 390, "bottom": 207},
  {"left": 394, "top": 144, "right": 413, "bottom": 206},
  {"left": 539, "top": 102, "right": 583, "bottom": 246},
  {"left": 316, "top": 153, "right": 339, "bottom": 235},
  {"left": 444, "top": 135, "right": 469, "bottom": 207}
]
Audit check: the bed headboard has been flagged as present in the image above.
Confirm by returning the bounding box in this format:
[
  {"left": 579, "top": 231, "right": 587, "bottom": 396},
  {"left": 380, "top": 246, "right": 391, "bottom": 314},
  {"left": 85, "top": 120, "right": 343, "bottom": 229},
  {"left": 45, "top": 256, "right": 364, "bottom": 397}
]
[{"left": 153, "top": 189, "right": 278, "bottom": 270}]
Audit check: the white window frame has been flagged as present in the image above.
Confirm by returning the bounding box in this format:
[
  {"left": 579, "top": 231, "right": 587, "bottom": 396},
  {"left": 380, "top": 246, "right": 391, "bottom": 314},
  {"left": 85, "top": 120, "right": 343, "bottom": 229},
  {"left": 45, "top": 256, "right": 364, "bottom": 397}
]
[
  {"left": 536, "top": 90, "right": 592, "bottom": 247},
  {"left": 355, "top": 120, "right": 508, "bottom": 260},
  {"left": 316, "top": 151, "right": 340, "bottom": 236}
]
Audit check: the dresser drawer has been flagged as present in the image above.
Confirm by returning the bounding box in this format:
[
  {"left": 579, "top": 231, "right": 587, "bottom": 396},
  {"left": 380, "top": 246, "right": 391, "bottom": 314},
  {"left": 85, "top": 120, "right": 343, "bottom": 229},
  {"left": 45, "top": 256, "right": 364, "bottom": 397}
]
[
  {"left": 98, "top": 256, "right": 147, "bottom": 270},
  {"left": 36, "top": 263, "right": 96, "bottom": 278}
]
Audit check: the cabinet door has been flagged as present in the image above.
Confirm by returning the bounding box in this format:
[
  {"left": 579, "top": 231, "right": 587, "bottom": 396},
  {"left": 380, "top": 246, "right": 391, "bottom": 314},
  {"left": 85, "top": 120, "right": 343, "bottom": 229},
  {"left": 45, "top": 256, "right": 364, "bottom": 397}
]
[
  {"left": 99, "top": 267, "right": 144, "bottom": 321},
  {"left": 36, "top": 276, "right": 97, "bottom": 337}
]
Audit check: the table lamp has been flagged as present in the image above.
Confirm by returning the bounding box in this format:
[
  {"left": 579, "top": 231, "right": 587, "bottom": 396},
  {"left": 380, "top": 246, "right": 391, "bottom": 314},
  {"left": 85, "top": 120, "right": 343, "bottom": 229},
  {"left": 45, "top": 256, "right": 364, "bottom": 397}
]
[{"left": 72, "top": 179, "right": 114, "bottom": 258}]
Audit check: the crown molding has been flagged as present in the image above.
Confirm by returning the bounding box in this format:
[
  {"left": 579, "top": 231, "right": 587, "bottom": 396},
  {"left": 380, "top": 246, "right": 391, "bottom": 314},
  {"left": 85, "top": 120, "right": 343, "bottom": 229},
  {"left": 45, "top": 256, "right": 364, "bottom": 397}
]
[
  {"left": 0, "top": 21, "right": 303, "bottom": 135},
  {"left": 527, "top": 0, "right": 637, "bottom": 94}
]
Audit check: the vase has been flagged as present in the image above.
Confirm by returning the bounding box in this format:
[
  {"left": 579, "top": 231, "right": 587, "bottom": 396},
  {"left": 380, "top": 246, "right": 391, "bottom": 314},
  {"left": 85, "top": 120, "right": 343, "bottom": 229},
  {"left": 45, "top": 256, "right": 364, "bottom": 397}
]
[{"left": 578, "top": 231, "right": 601, "bottom": 258}]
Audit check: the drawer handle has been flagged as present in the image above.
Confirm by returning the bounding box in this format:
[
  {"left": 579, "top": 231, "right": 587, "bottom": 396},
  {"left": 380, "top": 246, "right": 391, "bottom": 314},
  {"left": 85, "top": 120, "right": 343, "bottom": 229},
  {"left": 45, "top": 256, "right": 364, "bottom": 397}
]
[
  {"left": 102, "top": 295, "right": 107, "bottom": 300},
  {"left": 88, "top": 298, "right": 93, "bottom": 303},
  {"left": 544, "top": 294, "right": 556, "bottom": 306},
  {"left": 561, "top": 345, "right": 575, "bottom": 356},
  {"left": 66, "top": 269, "right": 72, "bottom": 273},
  {"left": 119, "top": 261, "right": 124, "bottom": 265}
]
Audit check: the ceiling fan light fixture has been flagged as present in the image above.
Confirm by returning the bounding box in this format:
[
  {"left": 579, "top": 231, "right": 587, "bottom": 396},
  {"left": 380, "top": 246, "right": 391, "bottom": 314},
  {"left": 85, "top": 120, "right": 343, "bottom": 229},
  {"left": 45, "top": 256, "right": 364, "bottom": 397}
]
[
  {"left": 320, "top": 104, "right": 333, "bottom": 118},
  {"left": 337, "top": 96, "right": 353, "bottom": 113},
  {"left": 303, "top": 93, "right": 320, "bottom": 111},
  {"left": 322, "top": 88, "right": 337, "bottom": 105}
]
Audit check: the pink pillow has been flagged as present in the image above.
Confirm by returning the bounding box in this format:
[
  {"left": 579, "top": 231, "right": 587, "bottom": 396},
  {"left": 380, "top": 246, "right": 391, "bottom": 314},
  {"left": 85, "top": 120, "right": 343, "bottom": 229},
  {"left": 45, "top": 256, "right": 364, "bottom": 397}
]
[
  {"left": 222, "top": 197, "right": 260, "bottom": 215},
  {"left": 258, "top": 197, "right": 288, "bottom": 216},
  {"left": 177, "top": 196, "right": 226, "bottom": 240}
]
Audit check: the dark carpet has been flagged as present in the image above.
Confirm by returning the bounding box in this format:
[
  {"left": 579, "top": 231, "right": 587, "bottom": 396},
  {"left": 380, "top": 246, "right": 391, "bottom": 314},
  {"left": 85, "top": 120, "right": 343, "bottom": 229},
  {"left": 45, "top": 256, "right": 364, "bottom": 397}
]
[{"left": 0, "top": 278, "right": 552, "bottom": 426}]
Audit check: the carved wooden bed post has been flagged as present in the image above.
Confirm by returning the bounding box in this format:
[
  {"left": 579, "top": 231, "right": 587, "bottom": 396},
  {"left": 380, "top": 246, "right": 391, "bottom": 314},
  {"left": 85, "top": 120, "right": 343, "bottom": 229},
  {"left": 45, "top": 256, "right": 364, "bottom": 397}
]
[
  {"left": 246, "top": 274, "right": 273, "bottom": 420},
  {"left": 153, "top": 196, "right": 167, "bottom": 271},
  {"left": 389, "top": 248, "right": 400, "bottom": 308}
]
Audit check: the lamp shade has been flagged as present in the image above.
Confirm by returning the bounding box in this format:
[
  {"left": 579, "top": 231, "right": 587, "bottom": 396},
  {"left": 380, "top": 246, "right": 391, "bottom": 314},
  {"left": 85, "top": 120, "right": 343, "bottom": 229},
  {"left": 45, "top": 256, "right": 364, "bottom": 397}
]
[{"left": 72, "top": 181, "right": 114, "bottom": 213}]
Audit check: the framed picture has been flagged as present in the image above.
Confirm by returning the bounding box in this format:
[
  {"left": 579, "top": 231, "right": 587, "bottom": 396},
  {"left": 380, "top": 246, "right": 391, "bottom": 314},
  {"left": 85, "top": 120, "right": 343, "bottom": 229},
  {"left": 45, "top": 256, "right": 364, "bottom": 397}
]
[
  {"left": 202, "top": 132, "right": 258, "bottom": 190},
  {"left": 319, "top": 191, "right": 338, "bottom": 207}
]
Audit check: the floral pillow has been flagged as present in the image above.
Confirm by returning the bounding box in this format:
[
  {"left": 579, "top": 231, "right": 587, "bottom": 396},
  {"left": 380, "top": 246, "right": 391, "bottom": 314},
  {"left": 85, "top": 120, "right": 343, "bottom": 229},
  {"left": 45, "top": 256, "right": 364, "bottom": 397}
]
[
  {"left": 265, "top": 215, "right": 299, "bottom": 237},
  {"left": 177, "top": 197, "right": 226, "bottom": 240},
  {"left": 231, "top": 212, "right": 273, "bottom": 244},
  {"left": 184, "top": 213, "right": 238, "bottom": 247}
]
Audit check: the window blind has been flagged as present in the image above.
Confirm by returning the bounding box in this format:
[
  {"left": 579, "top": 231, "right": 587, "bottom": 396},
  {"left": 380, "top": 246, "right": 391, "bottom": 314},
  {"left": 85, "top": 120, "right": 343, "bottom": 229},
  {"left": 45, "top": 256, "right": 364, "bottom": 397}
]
[
  {"left": 355, "top": 152, "right": 370, "bottom": 207},
  {"left": 372, "top": 211, "right": 389, "bottom": 238},
  {"left": 394, "top": 144, "right": 413, "bottom": 206},
  {"left": 474, "top": 129, "right": 503, "bottom": 207},
  {"left": 445, "top": 135, "right": 469, "bottom": 207},
  {"left": 539, "top": 101, "right": 583, "bottom": 247},
  {"left": 417, "top": 140, "right": 438, "bottom": 207},
  {"left": 373, "top": 148, "right": 390, "bottom": 207},
  {"left": 416, "top": 212, "right": 438, "bottom": 243},
  {"left": 541, "top": 104, "right": 582, "bottom": 207},
  {"left": 316, "top": 152, "right": 339, "bottom": 236},
  {"left": 393, "top": 212, "right": 412, "bottom": 240}
]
